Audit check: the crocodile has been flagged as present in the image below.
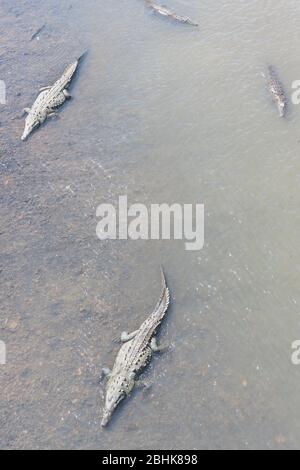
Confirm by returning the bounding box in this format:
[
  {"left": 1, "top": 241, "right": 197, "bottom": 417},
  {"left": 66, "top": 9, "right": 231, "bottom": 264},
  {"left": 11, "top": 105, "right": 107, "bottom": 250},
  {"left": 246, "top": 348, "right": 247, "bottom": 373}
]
[
  {"left": 21, "top": 55, "right": 83, "bottom": 140},
  {"left": 145, "top": 1, "right": 198, "bottom": 27},
  {"left": 101, "top": 269, "right": 170, "bottom": 427},
  {"left": 262, "top": 65, "right": 287, "bottom": 117}
]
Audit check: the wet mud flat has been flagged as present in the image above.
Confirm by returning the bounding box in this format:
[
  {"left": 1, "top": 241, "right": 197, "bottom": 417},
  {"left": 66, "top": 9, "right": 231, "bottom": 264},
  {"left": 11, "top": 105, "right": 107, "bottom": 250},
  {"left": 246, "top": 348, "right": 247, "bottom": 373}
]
[
  {"left": 0, "top": 0, "right": 300, "bottom": 450},
  {"left": 0, "top": 0, "right": 125, "bottom": 450}
]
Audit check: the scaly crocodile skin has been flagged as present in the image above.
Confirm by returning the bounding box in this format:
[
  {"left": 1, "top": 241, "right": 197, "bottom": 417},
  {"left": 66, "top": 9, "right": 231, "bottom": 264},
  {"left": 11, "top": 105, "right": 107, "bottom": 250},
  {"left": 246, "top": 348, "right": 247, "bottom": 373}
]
[
  {"left": 21, "top": 59, "right": 80, "bottom": 140},
  {"left": 101, "top": 269, "right": 170, "bottom": 427}
]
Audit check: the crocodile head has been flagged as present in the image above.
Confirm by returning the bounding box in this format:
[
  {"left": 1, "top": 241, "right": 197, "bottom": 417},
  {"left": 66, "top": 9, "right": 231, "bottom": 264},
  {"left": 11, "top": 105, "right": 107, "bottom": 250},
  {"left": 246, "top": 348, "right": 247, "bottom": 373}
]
[
  {"left": 21, "top": 116, "right": 39, "bottom": 141},
  {"left": 101, "top": 387, "right": 126, "bottom": 427},
  {"left": 101, "top": 372, "right": 136, "bottom": 427}
]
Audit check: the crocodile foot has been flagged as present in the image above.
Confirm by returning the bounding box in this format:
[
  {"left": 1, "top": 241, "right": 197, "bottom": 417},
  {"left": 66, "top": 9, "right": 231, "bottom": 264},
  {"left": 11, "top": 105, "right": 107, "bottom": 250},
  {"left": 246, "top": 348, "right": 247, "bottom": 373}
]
[
  {"left": 150, "top": 337, "right": 169, "bottom": 353},
  {"left": 48, "top": 112, "right": 59, "bottom": 119},
  {"left": 63, "top": 89, "right": 72, "bottom": 99},
  {"left": 135, "top": 379, "right": 152, "bottom": 390},
  {"left": 99, "top": 367, "right": 111, "bottom": 382},
  {"left": 121, "top": 330, "right": 139, "bottom": 342}
]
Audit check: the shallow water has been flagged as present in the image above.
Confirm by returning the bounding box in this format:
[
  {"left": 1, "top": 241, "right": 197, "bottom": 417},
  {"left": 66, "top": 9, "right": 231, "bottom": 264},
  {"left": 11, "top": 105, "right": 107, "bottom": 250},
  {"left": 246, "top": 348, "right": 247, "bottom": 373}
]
[{"left": 1, "top": 0, "right": 300, "bottom": 450}]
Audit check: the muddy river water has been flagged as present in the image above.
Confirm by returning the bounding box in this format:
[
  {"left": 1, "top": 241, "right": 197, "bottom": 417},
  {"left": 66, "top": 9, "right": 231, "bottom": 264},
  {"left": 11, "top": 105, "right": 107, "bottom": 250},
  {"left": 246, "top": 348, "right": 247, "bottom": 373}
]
[{"left": 1, "top": 0, "right": 300, "bottom": 450}]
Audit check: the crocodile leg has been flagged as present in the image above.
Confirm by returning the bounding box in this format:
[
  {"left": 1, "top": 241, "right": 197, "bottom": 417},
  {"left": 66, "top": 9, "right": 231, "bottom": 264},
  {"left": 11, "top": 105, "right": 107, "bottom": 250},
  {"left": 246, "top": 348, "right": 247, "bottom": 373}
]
[
  {"left": 39, "top": 86, "right": 52, "bottom": 92},
  {"left": 63, "top": 89, "right": 72, "bottom": 99},
  {"left": 100, "top": 367, "right": 112, "bottom": 382},
  {"left": 48, "top": 112, "right": 59, "bottom": 118},
  {"left": 23, "top": 108, "right": 31, "bottom": 114},
  {"left": 150, "top": 337, "right": 168, "bottom": 353},
  {"left": 121, "top": 330, "right": 139, "bottom": 342},
  {"left": 135, "top": 379, "right": 152, "bottom": 390}
]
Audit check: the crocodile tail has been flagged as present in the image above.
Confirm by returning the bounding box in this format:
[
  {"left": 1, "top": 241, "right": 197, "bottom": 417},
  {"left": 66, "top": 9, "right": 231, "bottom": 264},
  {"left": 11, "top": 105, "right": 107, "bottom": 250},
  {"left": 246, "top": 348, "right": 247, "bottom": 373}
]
[
  {"left": 152, "top": 267, "right": 170, "bottom": 322},
  {"left": 63, "top": 51, "right": 88, "bottom": 83},
  {"left": 78, "top": 50, "right": 89, "bottom": 63}
]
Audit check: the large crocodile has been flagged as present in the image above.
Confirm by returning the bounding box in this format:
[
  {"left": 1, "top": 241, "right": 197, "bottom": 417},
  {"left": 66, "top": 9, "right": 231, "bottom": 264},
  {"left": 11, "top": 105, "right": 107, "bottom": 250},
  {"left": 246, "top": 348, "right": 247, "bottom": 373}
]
[
  {"left": 146, "top": 1, "right": 198, "bottom": 27},
  {"left": 101, "top": 269, "right": 170, "bottom": 427},
  {"left": 21, "top": 55, "right": 83, "bottom": 140},
  {"left": 263, "top": 65, "right": 287, "bottom": 118}
]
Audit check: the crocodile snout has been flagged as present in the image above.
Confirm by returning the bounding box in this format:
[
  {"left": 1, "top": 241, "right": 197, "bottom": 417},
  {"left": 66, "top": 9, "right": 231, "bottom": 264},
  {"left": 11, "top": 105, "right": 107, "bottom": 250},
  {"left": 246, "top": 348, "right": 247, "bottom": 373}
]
[{"left": 101, "top": 410, "right": 112, "bottom": 427}]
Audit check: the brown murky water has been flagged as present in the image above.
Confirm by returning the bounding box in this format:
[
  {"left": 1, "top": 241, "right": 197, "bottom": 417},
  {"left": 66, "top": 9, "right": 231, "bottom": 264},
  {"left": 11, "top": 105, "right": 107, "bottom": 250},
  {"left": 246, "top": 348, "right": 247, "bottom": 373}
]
[{"left": 1, "top": 0, "right": 300, "bottom": 450}]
